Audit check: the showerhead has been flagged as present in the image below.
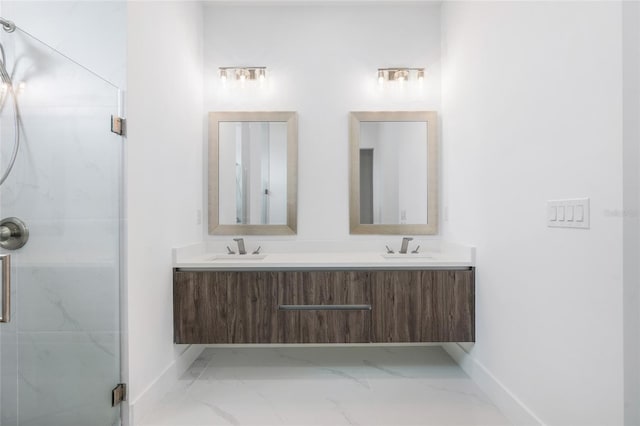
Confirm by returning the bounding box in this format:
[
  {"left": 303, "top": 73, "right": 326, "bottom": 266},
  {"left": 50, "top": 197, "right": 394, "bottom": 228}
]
[{"left": 0, "top": 18, "right": 15, "bottom": 34}]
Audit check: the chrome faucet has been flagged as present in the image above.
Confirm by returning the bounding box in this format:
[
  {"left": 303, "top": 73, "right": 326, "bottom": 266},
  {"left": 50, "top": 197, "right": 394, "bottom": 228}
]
[
  {"left": 233, "top": 238, "right": 247, "bottom": 255},
  {"left": 399, "top": 237, "right": 413, "bottom": 254}
]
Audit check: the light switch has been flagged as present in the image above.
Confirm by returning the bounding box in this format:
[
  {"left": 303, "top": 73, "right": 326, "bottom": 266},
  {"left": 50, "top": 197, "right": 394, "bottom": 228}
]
[
  {"left": 547, "top": 198, "right": 589, "bottom": 229},
  {"left": 566, "top": 206, "right": 574, "bottom": 221}
]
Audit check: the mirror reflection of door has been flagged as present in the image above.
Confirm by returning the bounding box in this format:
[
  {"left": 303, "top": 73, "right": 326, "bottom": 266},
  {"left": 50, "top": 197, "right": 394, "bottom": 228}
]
[
  {"left": 220, "top": 121, "right": 288, "bottom": 225},
  {"left": 359, "top": 121, "right": 428, "bottom": 225},
  {"left": 360, "top": 148, "right": 374, "bottom": 224},
  {"left": 235, "top": 122, "right": 272, "bottom": 224}
]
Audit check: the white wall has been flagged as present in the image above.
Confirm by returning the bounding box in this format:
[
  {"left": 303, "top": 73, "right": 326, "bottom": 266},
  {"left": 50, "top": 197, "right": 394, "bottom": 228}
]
[
  {"left": 204, "top": 3, "right": 441, "bottom": 243},
  {"left": 441, "top": 2, "right": 624, "bottom": 425},
  {"left": 623, "top": 2, "right": 640, "bottom": 424},
  {"left": 126, "top": 2, "right": 203, "bottom": 423}
]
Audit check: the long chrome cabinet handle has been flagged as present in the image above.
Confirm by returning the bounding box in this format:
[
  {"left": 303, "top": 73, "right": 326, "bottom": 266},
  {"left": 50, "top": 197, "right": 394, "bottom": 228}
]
[
  {"left": 278, "top": 304, "right": 371, "bottom": 311},
  {"left": 0, "top": 254, "right": 10, "bottom": 323}
]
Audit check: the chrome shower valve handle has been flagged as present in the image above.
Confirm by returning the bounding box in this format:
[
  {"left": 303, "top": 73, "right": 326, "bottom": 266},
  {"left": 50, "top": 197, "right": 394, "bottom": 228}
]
[{"left": 0, "top": 217, "right": 28, "bottom": 250}]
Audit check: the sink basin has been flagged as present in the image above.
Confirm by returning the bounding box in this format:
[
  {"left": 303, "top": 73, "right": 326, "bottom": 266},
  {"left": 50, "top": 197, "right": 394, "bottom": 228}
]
[
  {"left": 209, "top": 254, "right": 267, "bottom": 261},
  {"left": 381, "top": 253, "right": 434, "bottom": 259}
]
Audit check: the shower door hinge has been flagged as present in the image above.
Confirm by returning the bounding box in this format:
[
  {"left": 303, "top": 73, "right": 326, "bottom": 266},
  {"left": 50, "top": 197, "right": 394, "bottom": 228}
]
[
  {"left": 112, "top": 383, "right": 127, "bottom": 407},
  {"left": 111, "top": 115, "right": 126, "bottom": 136}
]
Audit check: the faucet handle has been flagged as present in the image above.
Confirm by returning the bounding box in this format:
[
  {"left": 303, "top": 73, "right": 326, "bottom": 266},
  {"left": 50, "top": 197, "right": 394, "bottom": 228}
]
[
  {"left": 411, "top": 245, "right": 421, "bottom": 254},
  {"left": 226, "top": 246, "right": 236, "bottom": 255},
  {"left": 252, "top": 246, "right": 262, "bottom": 255},
  {"left": 385, "top": 245, "right": 395, "bottom": 254}
]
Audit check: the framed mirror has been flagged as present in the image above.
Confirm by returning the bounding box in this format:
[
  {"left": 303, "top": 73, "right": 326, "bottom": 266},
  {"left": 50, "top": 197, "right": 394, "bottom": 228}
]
[
  {"left": 209, "top": 111, "right": 298, "bottom": 235},
  {"left": 349, "top": 111, "right": 438, "bottom": 235}
]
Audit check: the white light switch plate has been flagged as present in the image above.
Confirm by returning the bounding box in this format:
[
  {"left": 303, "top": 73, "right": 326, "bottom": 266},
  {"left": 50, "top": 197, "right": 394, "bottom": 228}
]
[{"left": 547, "top": 198, "right": 590, "bottom": 229}]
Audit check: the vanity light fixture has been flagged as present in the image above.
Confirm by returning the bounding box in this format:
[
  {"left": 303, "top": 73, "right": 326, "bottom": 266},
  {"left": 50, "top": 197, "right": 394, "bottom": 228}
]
[
  {"left": 377, "top": 68, "right": 425, "bottom": 84},
  {"left": 219, "top": 67, "right": 267, "bottom": 84}
]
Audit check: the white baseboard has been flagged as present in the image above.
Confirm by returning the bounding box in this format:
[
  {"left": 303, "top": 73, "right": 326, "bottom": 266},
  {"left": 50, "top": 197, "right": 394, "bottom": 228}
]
[
  {"left": 442, "top": 343, "right": 546, "bottom": 426},
  {"left": 129, "top": 345, "right": 205, "bottom": 426}
]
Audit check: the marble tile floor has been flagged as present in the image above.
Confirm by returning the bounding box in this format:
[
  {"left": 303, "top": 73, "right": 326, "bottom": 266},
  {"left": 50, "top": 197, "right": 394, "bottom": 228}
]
[{"left": 138, "top": 346, "right": 511, "bottom": 426}]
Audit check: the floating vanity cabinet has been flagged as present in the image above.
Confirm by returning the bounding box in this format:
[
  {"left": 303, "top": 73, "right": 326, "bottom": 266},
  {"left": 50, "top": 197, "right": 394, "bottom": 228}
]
[
  {"left": 173, "top": 270, "right": 281, "bottom": 344},
  {"left": 278, "top": 271, "right": 371, "bottom": 344},
  {"left": 371, "top": 270, "right": 475, "bottom": 343},
  {"left": 173, "top": 268, "right": 475, "bottom": 344}
]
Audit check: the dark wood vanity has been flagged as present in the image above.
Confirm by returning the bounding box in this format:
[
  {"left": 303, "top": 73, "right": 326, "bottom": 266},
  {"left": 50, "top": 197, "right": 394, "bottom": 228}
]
[{"left": 173, "top": 268, "right": 475, "bottom": 344}]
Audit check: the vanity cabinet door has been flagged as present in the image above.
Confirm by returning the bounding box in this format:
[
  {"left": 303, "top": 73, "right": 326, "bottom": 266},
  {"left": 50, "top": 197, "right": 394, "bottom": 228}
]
[
  {"left": 174, "top": 271, "right": 228, "bottom": 344},
  {"left": 278, "top": 271, "right": 372, "bottom": 343},
  {"left": 174, "top": 271, "right": 280, "bottom": 344},
  {"left": 228, "top": 271, "right": 280, "bottom": 343},
  {"left": 371, "top": 269, "right": 475, "bottom": 343}
]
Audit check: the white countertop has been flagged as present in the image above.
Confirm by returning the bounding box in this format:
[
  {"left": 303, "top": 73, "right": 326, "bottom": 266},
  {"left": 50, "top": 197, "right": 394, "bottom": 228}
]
[{"left": 173, "top": 241, "right": 475, "bottom": 270}]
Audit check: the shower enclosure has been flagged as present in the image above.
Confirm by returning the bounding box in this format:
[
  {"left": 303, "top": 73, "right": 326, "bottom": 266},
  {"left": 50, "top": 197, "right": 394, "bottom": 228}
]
[{"left": 0, "top": 19, "right": 123, "bottom": 426}]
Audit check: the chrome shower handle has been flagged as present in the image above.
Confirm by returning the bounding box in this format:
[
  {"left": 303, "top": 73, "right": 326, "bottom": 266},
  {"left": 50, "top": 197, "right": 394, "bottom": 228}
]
[
  {"left": 0, "top": 217, "right": 29, "bottom": 250},
  {"left": 0, "top": 254, "right": 10, "bottom": 323}
]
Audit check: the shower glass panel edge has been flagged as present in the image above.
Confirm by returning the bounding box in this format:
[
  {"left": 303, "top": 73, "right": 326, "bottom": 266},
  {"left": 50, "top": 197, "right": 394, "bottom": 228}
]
[{"left": 0, "top": 22, "right": 123, "bottom": 426}]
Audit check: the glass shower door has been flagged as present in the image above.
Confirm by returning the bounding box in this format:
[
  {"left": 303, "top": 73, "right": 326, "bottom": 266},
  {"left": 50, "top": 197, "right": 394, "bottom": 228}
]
[{"left": 0, "top": 25, "right": 122, "bottom": 426}]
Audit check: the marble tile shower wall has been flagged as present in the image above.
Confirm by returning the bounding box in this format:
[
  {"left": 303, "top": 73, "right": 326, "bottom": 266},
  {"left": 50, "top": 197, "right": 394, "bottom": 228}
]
[
  {"left": 2, "top": 266, "right": 119, "bottom": 425},
  {"left": 0, "top": 31, "right": 120, "bottom": 258},
  {"left": 0, "top": 29, "right": 121, "bottom": 426}
]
